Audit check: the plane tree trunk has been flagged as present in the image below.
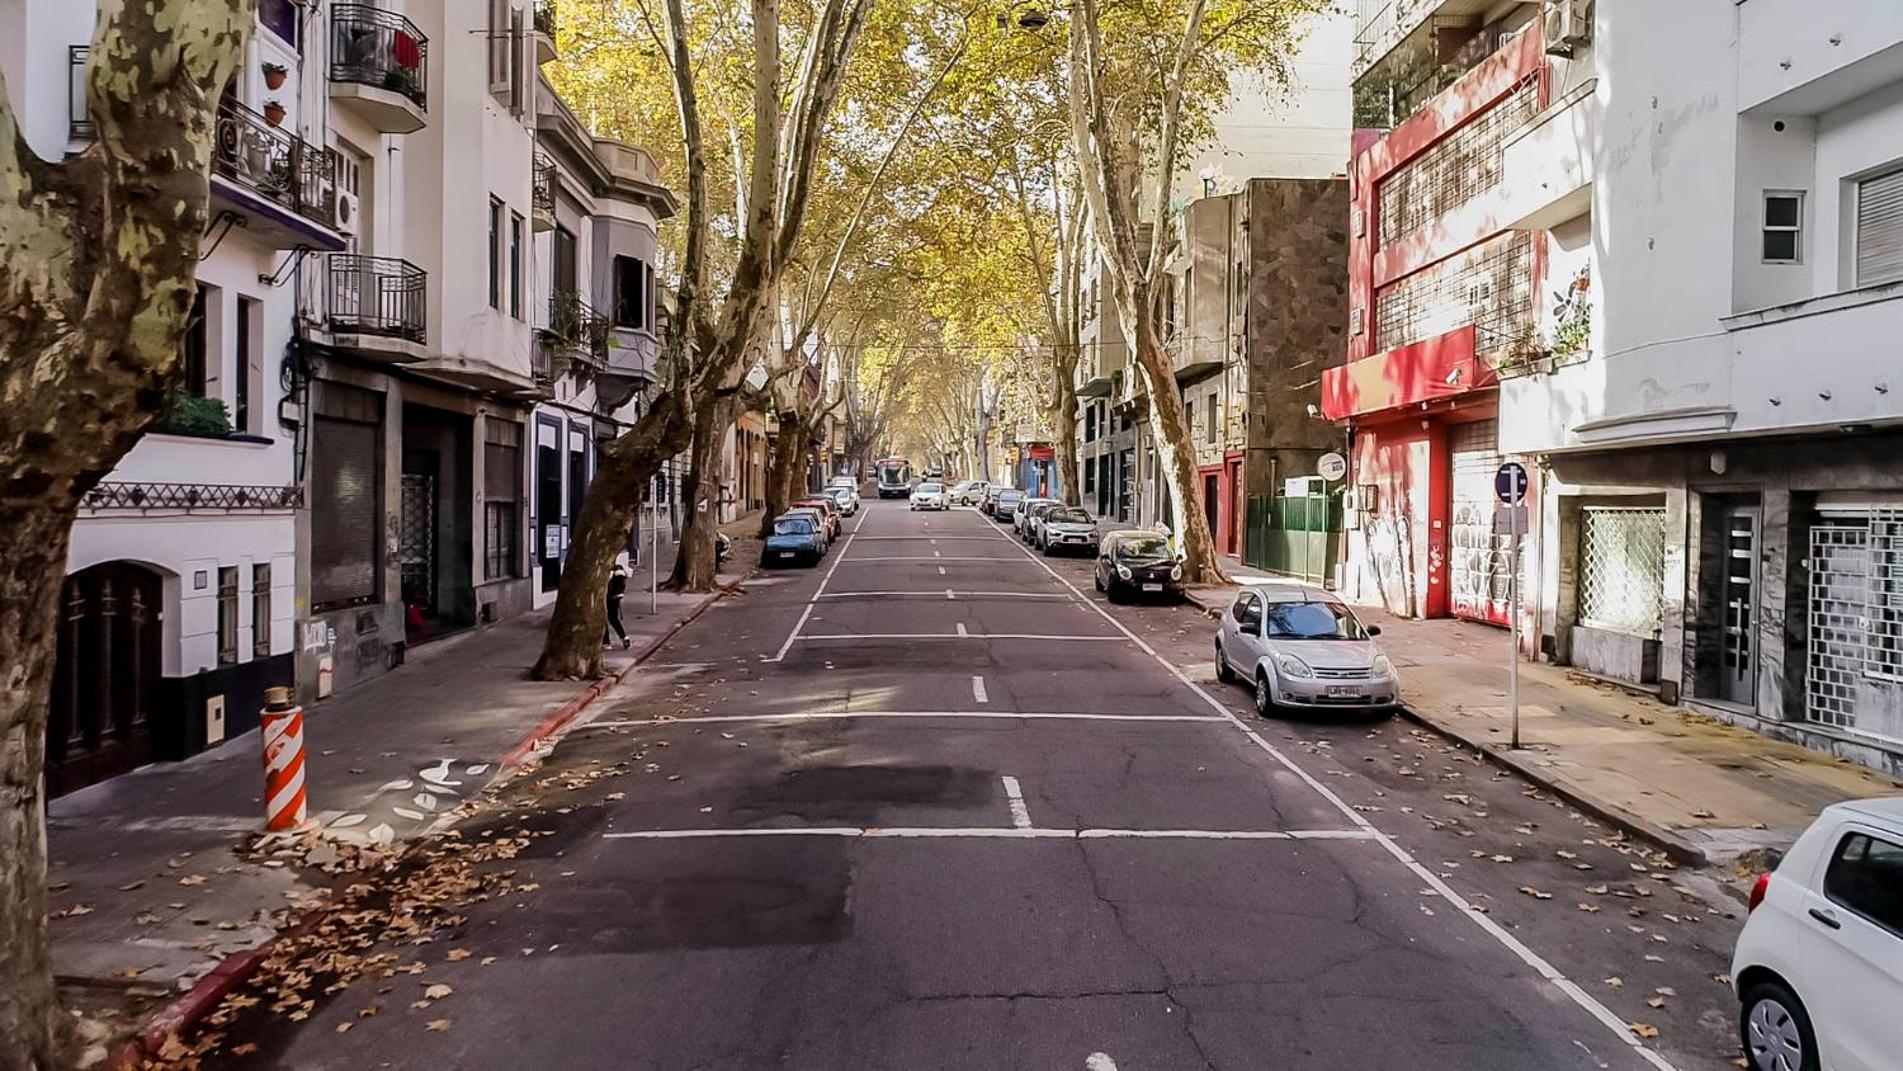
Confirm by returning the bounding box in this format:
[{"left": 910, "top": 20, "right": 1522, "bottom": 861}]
[{"left": 0, "top": 4, "right": 253, "bottom": 1064}]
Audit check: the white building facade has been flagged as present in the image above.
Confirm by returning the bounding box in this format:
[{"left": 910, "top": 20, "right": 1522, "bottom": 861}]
[{"left": 1492, "top": 0, "right": 1903, "bottom": 775}]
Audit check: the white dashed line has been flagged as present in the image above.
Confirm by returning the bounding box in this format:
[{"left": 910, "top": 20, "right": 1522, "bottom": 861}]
[
  {"left": 1001, "top": 775, "right": 1033, "bottom": 828},
  {"left": 971, "top": 676, "right": 988, "bottom": 703}
]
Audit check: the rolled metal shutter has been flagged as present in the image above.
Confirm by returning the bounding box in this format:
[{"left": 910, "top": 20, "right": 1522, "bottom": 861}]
[
  {"left": 1449, "top": 419, "right": 1514, "bottom": 626},
  {"left": 311, "top": 412, "right": 380, "bottom": 609},
  {"left": 1857, "top": 169, "right": 1903, "bottom": 287}
]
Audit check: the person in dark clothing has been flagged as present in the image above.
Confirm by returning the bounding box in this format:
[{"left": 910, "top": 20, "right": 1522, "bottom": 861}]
[{"left": 603, "top": 562, "right": 630, "bottom": 649}]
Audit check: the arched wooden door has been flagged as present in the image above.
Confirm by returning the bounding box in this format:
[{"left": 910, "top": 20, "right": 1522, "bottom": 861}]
[{"left": 47, "top": 563, "right": 162, "bottom": 797}]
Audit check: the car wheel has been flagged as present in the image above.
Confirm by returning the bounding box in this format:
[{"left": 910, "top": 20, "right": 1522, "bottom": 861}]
[
  {"left": 1253, "top": 672, "right": 1276, "bottom": 717},
  {"left": 1740, "top": 980, "right": 1818, "bottom": 1071},
  {"left": 1093, "top": 573, "right": 1104, "bottom": 592},
  {"left": 1215, "top": 643, "right": 1235, "bottom": 684},
  {"left": 1105, "top": 582, "right": 1123, "bottom": 604}
]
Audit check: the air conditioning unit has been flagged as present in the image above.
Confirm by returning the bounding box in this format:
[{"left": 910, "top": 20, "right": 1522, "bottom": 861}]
[
  {"left": 1542, "top": 0, "right": 1591, "bottom": 56},
  {"left": 1349, "top": 307, "right": 1365, "bottom": 335},
  {"left": 336, "top": 190, "right": 361, "bottom": 234}
]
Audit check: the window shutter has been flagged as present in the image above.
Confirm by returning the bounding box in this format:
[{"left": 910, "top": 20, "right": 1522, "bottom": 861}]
[
  {"left": 312, "top": 410, "right": 381, "bottom": 610},
  {"left": 485, "top": 420, "right": 523, "bottom": 501},
  {"left": 488, "top": 0, "right": 509, "bottom": 92},
  {"left": 509, "top": 11, "right": 525, "bottom": 113},
  {"left": 1857, "top": 169, "right": 1903, "bottom": 287}
]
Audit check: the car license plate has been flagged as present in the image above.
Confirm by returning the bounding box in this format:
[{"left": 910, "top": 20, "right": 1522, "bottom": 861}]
[
  {"left": 778, "top": 551, "right": 796, "bottom": 558},
  {"left": 1141, "top": 583, "right": 1163, "bottom": 592},
  {"left": 1326, "top": 685, "right": 1362, "bottom": 698}
]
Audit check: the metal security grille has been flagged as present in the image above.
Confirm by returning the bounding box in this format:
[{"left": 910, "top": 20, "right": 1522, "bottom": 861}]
[
  {"left": 1378, "top": 77, "right": 1540, "bottom": 245},
  {"left": 1869, "top": 509, "right": 1903, "bottom": 679},
  {"left": 1808, "top": 522, "right": 1870, "bottom": 729},
  {"left": 1374, "top": 231, "right": 1535, "bottom": 354},
  {"left": 1578, "top": 508, "right": 1666, "bottom": 635},
  {"left": 398, "top": 473, "right": 436, "bottom": 610}
]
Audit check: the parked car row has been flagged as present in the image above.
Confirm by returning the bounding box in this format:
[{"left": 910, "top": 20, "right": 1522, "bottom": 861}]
[
  {"left": 826, "top": 476, "right": 860, "bottom": 515},
  {"left": 762, "top": 489, "right": 847, "bottom": 567}
]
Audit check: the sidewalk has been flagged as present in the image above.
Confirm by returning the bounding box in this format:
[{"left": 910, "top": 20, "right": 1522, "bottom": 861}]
[
  {"left": 44, "top": 558, "right": 750, "bottom": 1017},
  {"left": 1182, "top": 577, "right": 1903, "bottom": 869}
]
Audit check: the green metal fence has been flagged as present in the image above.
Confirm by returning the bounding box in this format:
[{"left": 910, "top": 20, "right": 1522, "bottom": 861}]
[{"left": 1244, "top": 493, "right": 1343, "bottom": 587}]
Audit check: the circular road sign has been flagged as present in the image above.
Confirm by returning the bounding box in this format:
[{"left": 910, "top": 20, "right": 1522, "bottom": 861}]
[
  {"left": 1317, "top": 452, "right": 1347, "bottom": 482},
  {"left": 1495, "top": 461, "right": 1529, "bottom": 505}
]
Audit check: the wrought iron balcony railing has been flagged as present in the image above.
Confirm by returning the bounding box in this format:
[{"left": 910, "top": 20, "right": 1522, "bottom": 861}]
[
  {"left": 533, "top": 152, "right": 556, "bottom": 219},
  {"left": 544, "top": 290, "right": 611, "bottom": 365},
  {"left": 326, "top": 254, "right": 427, "bottom": 344},
  {"left": 213, "top": 98, "right": 339, "bottom": 230},
  {"left": 330, "top": 4, "right": 429, "bottom": 111}
]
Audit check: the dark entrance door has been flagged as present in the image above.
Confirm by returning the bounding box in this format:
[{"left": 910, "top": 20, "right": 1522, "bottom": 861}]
[
  {"left": 1203, "top": 473, "right": 1220, "bottom": 551},
  {"left": 537, "top": 434, "right": 563, "bottom": 589},
  {"left": 48, "top": 563, "right": 162, "bottom": 797}
]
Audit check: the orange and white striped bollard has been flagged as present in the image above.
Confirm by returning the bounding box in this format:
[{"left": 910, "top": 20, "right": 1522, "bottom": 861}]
[{"left": 260, "top": 685, "right": 308, "bottom": 831}]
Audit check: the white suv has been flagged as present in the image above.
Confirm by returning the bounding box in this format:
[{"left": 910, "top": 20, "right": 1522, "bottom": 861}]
[{"left": 1732, "top": 797, "right": 1903, "bottom": 1071}]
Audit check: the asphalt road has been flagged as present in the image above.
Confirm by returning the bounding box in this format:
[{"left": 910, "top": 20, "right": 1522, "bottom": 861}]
[{"left": 236, "top": 501, "right": 1740, "bottom": 1070}]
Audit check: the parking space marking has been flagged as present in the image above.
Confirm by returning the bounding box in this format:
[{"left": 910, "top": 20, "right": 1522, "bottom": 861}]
[
  {"left": 995, "top": 519, "right": 1681, "bottom": 1071},
  {"left": 954, "top": 623, "right": 969, "bottom": 637},
  {"left": 795, "top": 631, "right": 1118, "bottom": 643},
  {"left": 971, "top": 676, "right": 988, "bottom": 703},
  {"left": 814, "top": 590, "right": 1070, "bottom": 600},
  {"left": 1001, "top": 775, "right": 1032, "bottom": 828}
]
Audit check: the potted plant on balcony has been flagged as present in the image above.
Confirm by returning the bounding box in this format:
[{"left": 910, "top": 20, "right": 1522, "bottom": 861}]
[
  {"left": 261, "top": 61, "right": 288, "bottom": 91},
  {"left": 262, "top": 99, "right": 286, "bottom": 127}
]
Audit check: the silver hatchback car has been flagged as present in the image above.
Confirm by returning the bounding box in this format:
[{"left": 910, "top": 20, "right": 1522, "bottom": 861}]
[{"left": 1214, "top": 584, "right": 1398, "bottom": 716}]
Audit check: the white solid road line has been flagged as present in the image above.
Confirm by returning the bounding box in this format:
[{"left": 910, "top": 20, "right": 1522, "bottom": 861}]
[
  {"left": 1000, "top": 775, "right": 1033, "bottom": 828},
  {"left": 996, "top": 523, "right": 1681, "bottom": 1071},
  {"left": 840, "top": 555, "right": 1033, "bottom": 563},
  {"left": 763, "top": 520, "right": 860, "bottom": 662},
  {"left": 794, "top": 631, "right": 1120, "bottom": 643},
  {"left": 814, "top": 590, "right": 1070, "bottom": 600},
  {"left": 971, "top": 676, "right": 988, "bottom": 703},
  {"left": 602, "top": 826, "right": 1378, "bottom": 841},
  {"left": 583, "top": 711, "right": 1227, "bottom": 728}
]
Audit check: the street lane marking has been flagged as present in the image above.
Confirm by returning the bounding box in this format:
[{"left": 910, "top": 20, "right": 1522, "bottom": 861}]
[
  {"left": 850, "top": 535, "right": 999, "bottom": 541},
  {"left": 584, "top": 712, "right": 1227, "bottom": 728},
  {"left": 955, "top": 622, "right": 969, "bottom": 637},
  {"left": 936, "top": 566, "right": 947, "bottom": 576},
  {"left": 765, "top": 603, "right": 815, "bottom": 663},
  {"left": 1001, "top": 775, "right": 1032, "bottom": 828},
  {"left": 1086, "top": 1054, "right": 1118, "bottom": 1071},
  {"left": 946, "top": 589, "right": 955, "bottom": 600},
  {"left": 971, "top": 676, "right": 988, "bottom": 703},
  {"left": 794, "top": 632, "right": 1119, "bottom": 643},
  {"left": 764, "top": 524, "right": 858, "bottom": 662},
  {"left": 815, "top": 590, "right": 1070, "bottom": 600},
  {"left": 837, "top": 556, "right": 1035, "bottom": 562},
  {"left": 602, "top": 826, "right": 1377, "bottom": 841},
  {"left": 999, "top": 530, "right": 1681, "bottom": 1071}
]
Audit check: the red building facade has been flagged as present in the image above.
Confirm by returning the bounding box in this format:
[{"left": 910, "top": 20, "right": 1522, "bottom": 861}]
[{"left": 1323, "top": 28, "right": 1547, "bottom": 625}]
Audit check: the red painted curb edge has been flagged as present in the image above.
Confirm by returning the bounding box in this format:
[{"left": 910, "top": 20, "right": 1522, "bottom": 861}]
[
  {"left": 114, "top": 576, "right": 747, "bottom": 1067},
  {"left": 497, "top": 576, "right": 745, "bottom": 769}
]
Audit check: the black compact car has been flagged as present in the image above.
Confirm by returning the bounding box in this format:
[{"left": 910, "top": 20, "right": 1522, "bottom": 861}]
[{"left": 1094, "top": 530, "right": 1185, "bottom": 603}]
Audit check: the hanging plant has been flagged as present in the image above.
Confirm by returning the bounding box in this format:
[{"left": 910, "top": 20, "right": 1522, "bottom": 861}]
[
  {"left": 262, "top": 99, "right": 287, "bottom": 127},
  {"left": 261, "top": 61, "right": 288, "bottom": 90}
]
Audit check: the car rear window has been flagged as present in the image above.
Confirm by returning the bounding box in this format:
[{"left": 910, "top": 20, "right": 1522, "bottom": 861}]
[
  {"left": 1824, "top": 832, "right": 1903, "bottom": 935},
  {"left": 774, "top": 518, "right": 813, "bottom": 535},
  {"left": 1049, "top": 508, "right": 1091, "bottom": 523}
]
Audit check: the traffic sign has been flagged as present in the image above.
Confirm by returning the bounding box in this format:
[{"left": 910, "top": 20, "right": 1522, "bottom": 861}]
[
  {"left": 1317, "top": 451, "right": 1347, "bottom": 482},
  {"left": 1494, "top": 461, "right": 1528, "bottom": 505}
]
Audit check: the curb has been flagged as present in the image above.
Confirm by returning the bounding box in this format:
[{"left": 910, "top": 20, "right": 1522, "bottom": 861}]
[
  {"left": 1395, "top": 704, "right": 1710, "bottom": 868},
  {"left": 498, "top": 574, "right": 747, "bottom": 769},
  {"left": 116, "top": 574, "right": 750, "bottom": 1066}
]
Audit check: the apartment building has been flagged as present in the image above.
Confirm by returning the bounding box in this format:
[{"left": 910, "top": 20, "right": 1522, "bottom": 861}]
[
  {"left": 1076, "top": 6, "right": 1352, "bottom": 553},
  {"left": 4, "top": 0, "right": 330, "bottom": 794},
  {"left": 1323, "top": 1, "right": 1554, "bottom": 626},
  {"left": 1488, "top": 0, "right": 1903, "bottom": 776},
  {"left": 528, "top": 70, "right": 675, "bottom": 605},
  {"left": 15, "top": 1, "right": 677, "bottom": 794}
]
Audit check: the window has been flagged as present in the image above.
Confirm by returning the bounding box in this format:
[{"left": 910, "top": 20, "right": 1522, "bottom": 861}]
[
  {"left": 509, "top": 9, "right": 525, "bottom": 113},
  {"left": 260, "top": 0, "right": 301, "bottom": 52},
  {"left": 509, "top": 212, "right": 524, "bottom": 319},
  {"left": 488, "top": 197, "right": 502, "bottom": 309},
  {"left": 1762, "top": 191, "right": 1803, "bottom": 264},
  {"left": 1183, "top": 399, "right": 1194, "bottom": 442},
  {"left": 488, "top": 0, "right": 512, "bottom": 93},
  {"left": 1205, "top": 395, "right": 1218, "bottom": 444},
  {"left": 235, "top": 296, "right": 257, "bottom": 433},
  {"left": 183, "top": 284, "right": 210, "bottom": 398},
  {"left": 1855, "top": 168, "right": 1903, "bottom": 287},
  {"left": 1083, "top": 460, "right": 1095, "bottom": 494},
  {"left": 217, "top": 567, "right": 239, "bottom": 666},
  {"left": 484, "top": 421, "right": 523, "bottom": 580},
  {"left": 613, "top": 256, "right": 647, "bottom": 329},
  {"left": 1823, "top": 833, "right": 1903, "bottom": 935},
  {"left": 252, "top": 564, "right": 272, "bottom": 659},
  {"left": 1232, "top": 590, "right": 1261, "bottom": 629}
]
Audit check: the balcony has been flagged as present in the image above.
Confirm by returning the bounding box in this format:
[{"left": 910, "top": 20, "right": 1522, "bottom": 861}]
[
  {"left": 532, "top": 153, "right": 556, "bottom": 232},
  {"left": 329, "top": 4, "right": 428, "bottom": 134},
  {"left": 542, "top": 291, "right": 612, "bottom": 370},
  {"left": 210, "top": 98, "right": 343, "bottom": 249},
  {"left": 532, "top": 0, "right": 559, "bottom": 64},
  {"left": 323, "top": 254, "right": 427, "bottom": 361},
  {"left": 1320, "top": 325, "right": 1493, "bottom": 420}
]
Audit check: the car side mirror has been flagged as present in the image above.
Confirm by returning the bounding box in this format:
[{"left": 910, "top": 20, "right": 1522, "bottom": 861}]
[{"left": 1366, "top": 625, "right": 1382, "bottom": 637}]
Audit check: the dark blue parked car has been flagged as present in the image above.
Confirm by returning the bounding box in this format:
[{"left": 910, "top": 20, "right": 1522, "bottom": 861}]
[{"left": 761, "top": 514, "right": 824, "bottom": 567}]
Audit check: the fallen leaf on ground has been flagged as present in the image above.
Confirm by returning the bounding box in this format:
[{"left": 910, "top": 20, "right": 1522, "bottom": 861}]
[
  {"left": 53, "top": 904, "right": 93, "bottom": 918},
  {"left": 426, "top": 1019, "right": 451, "bottom": 1032},
  {"left": 1604, "top": 977, "right": 1624, "bottom": 988},
  {"left": 423, "top": 984, "right": 453, "bottom": 1000},
  {"left": 1647, "top": 997, "right": 1666, "bottom": 1008},
  {"left": 117, "top": 881, "right": 145, "bottom": 892},
  {"left": 1490, "top": 854, "right": 1513, "bottom": 863},
  {"left": 336, "top": 1021, "right": 354, "bottom": 1034},
  {"left": 179, "top": 875, "right": 207, "bottom": 886},
  {"left": 445, "top": 949, "right": 472, "bottom": 962},
  {"left": 1576, "top": 903, "right": 1601, "bottom": 913},
  {"left": 1518, "top": 886, "right": 1553, "bottom": 900},
  {"left": 1628, "top": 1023, "right": 1659, "bottom": 1039}
]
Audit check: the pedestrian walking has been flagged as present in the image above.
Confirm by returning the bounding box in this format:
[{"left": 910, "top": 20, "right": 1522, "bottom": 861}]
[{"left": 603, "top": 560, "right": 630, "bottom": 649}]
